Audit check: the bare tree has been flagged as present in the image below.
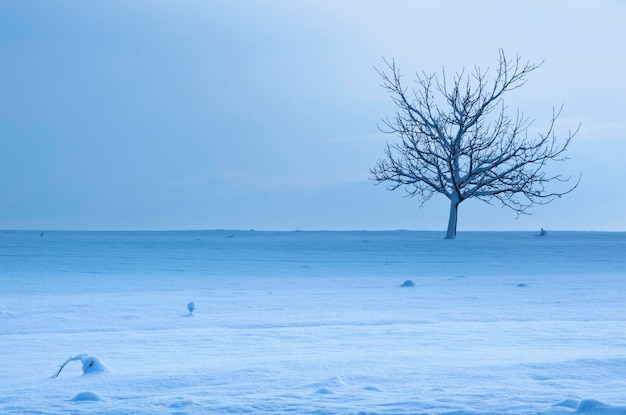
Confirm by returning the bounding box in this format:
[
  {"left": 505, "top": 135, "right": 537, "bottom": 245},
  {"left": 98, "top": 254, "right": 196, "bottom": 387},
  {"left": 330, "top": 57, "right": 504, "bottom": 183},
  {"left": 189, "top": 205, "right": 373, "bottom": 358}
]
[{"left": 370, "top": 50, "right": 580, "bottom": 239}]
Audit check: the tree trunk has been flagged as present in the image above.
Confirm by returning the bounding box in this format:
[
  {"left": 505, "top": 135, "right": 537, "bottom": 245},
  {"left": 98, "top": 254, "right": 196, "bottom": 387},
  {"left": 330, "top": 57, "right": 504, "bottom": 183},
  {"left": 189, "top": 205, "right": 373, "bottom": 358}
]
[{"left": 445, "top": 199, "right": 459, "bottom": 239}]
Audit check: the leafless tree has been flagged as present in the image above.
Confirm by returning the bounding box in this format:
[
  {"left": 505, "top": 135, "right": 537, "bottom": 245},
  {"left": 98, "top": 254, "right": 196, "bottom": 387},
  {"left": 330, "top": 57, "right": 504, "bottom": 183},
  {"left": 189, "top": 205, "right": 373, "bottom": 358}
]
[{"left": 371, "top": 50, "right": 580, "bottom": 239}]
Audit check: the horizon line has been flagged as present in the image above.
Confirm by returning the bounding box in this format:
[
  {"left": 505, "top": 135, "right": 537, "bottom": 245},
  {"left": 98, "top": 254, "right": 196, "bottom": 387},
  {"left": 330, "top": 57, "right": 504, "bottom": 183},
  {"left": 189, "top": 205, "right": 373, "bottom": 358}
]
[{"left": 2, "top": 228, "right": 625, "bottom": 233}]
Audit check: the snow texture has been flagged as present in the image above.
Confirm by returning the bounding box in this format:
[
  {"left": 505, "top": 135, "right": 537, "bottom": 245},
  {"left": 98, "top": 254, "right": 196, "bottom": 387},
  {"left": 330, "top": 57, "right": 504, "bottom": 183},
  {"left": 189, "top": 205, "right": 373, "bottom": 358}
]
[{"left": 2, "top": 230, "right": 626, "bottom": 414}]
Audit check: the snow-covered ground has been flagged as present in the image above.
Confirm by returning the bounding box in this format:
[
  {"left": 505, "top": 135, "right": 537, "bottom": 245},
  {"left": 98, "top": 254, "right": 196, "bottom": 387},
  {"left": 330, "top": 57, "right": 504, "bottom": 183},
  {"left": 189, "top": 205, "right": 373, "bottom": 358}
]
[{"left": 2, "top": 230, "right": 626, "bottom": 414}]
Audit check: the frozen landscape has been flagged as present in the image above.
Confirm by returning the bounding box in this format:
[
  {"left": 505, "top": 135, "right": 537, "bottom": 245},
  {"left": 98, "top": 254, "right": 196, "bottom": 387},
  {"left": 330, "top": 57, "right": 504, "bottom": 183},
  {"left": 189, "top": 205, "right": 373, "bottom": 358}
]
[{"left": 2, "top": 230, "right": 626, "bottom": 414}]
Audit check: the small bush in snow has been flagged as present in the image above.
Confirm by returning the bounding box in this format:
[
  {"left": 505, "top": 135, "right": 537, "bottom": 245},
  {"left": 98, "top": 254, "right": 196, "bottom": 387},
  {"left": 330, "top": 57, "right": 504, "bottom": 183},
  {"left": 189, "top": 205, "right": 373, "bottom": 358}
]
[{"left": 53, "top": 354, "right": 109, "bottom": 378}]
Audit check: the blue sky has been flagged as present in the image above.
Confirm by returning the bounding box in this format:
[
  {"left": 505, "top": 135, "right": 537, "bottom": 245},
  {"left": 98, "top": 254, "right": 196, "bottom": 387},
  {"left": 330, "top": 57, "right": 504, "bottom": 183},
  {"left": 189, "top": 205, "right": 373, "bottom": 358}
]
[{"left": 1, "top": 1, "right": 625, "bottom": 231}]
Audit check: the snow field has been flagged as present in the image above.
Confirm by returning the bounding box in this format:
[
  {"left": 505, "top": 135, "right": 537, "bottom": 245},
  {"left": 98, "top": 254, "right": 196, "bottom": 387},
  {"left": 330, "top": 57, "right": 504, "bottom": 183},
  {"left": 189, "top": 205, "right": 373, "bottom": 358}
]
[
  {"left": 2, "top": 231, "right": 626, "bottom": 414},
  {"left": 2, "top": 272, "right": 626, "bottom": 414}
]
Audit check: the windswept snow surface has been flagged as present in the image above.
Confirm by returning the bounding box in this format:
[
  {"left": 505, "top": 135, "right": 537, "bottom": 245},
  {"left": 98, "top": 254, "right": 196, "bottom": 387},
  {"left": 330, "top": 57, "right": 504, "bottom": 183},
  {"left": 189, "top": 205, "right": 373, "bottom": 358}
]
[{"left": 2, "top": 230, "right": 626, "bottom": 414}]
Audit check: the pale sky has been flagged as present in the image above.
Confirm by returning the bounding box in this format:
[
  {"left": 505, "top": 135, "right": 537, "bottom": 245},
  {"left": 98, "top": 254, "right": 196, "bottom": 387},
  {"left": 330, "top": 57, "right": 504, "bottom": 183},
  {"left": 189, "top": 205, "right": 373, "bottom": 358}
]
[{"left": 1, "top": 1, "right": 625, "bottom": 232}]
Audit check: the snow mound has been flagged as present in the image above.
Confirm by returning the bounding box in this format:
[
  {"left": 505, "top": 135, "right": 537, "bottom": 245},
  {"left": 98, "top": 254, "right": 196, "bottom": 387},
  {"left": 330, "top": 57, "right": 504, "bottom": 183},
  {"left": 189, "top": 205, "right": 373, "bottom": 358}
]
[
  {"left": 575, "top": 399, "right": 626, "bottom": 414},
  {"left": 309, "top": 376, "right": 345, "bottom": 395},
  {"left": 168, "top": 398, "right": 197, "bottom": 409},
  {"left": 71, "top": 391, "right": 102, "bottom": 402},
  {"left": 400, "top": 280, "right": 415, "bottom": 287},
  {"left": 80, "top": 355, "right": 109, "bottom": 375},
  {"left": 554, "top": 399, "right": 579, "bottom": 409},
  {"left": 554, "top": 399, "right": 626, "bottom": 414}
]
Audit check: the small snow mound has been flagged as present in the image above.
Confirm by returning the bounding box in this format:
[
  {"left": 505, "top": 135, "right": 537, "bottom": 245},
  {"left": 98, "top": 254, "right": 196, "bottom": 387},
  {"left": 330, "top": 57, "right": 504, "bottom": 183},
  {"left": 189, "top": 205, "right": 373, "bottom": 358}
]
[
  {"left": 574, "top": 399, "right": 626, "bottom": 414},
  {"left": 81, "top": 356, "right": 109, "bottom": 375},
  {"left": 577, "top": 399, "right": 608, "bottom": 412},
  {"left": 168, "top": 398, "right": 195, "bottom": 409},
  {"left": 554, "top": 399, "right": 579, "bottom": 409},
  {"left": 71, "top": 391, "right": 102, "bottom": 402},
  {"left": 308, "top": 376, "right": 346, "bottom": 394},
  {"left": 400, "top": 280, "right": 415, "bottom": 287},
  {"left": 362, "top": 386, "right": 382, "bottom": 392}
]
